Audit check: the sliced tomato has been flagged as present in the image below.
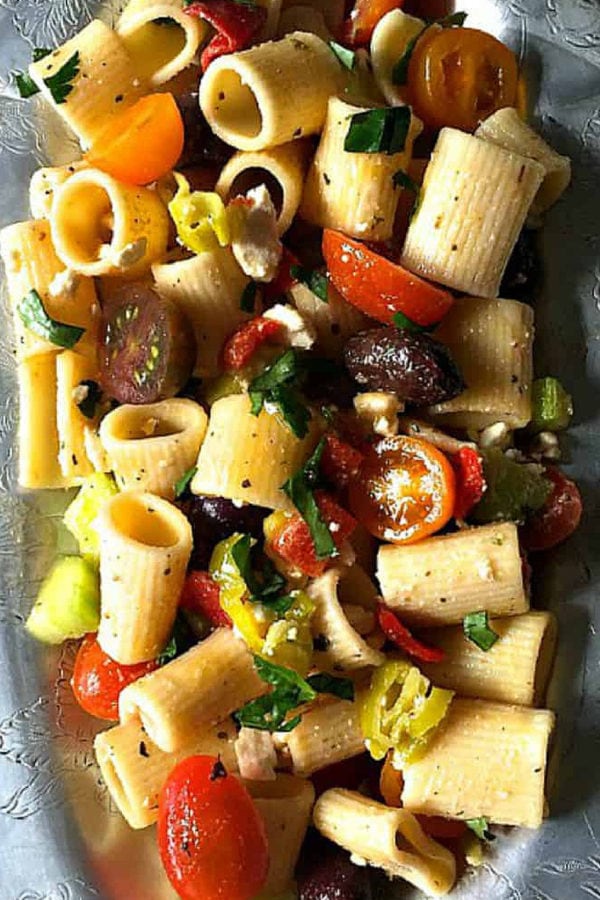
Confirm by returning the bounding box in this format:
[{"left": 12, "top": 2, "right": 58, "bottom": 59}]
[
  {"left": 520, "top": 467, "right": 582, "bottom": 552},
  {"left": 86, "top": 93, "right": 184, "bottom": 186},
  {"left": 322, "top": 230, "right": 453, "bottom": 327},
  {"left": 408, "top": 26, "right": 519, "bottom": 132},
  {"left": 71, "top": 634, "right": 157, "bottom": 721},
  {"left": 179, "top": 571, "right": 232, "bottom": 628},
  {"left": 349, "top": 435, "right": 455, "bottom": 544},
  {"left": 320, "top": 433, "right": 364, "bottom": 490},
  {"left": 451, "top": 446, "right": 486, "bottom": 520},
  {"left": 158, "top": 755, "right": 269, "bottom": 900},
  {"left": 377, "top": 604, "right": 445, "bottom": 663},
  {"left": 185, "top": 1, "right": 267, "bottom": 71},
  {"left": 270, "top": 491, "right": 356, "bottom": 577},
  {"left": 262, "top": 247, "right": 301, "bottom": 303},
  {"left": 222, "top": 317, "right": 283, "bottom": 371},
  {"left": 343, "top": 0, "right": 405, "bottom": 46}
]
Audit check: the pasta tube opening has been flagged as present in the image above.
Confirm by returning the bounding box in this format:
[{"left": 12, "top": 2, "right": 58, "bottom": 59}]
[
  {"left": 104, "top": 492, "right": 183, "bottom": 547},
  {"left": 204, "top": 68, "right": 263, "bottom": 141},
  {"left": 118, "top": 2, "right": 205, "bottom": 86},
  {"left": 230, "top": 168, "right": 284, "bottom": 215}
]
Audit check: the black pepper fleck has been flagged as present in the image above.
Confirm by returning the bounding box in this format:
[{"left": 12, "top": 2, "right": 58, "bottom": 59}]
[
  {"left": 210, "top": 759, "right": 227, "bottom": 781},
  {"left": 139, "top": 741, "right": 149, "bottom": 758}
]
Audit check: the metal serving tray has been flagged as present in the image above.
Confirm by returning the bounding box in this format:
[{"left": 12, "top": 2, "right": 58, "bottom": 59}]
[{"left": 0, "top": 1, "right": 598, "bottom": 897}]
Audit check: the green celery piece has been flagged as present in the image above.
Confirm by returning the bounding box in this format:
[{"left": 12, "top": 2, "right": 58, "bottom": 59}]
[
  {"left": 63, "top": 473, "right": 118, "bottom": 566},
  {"left": 530, "top": 377, "right": 573, "bottom": 433},
  {"left": 472, "top": 449, "right": 551, "bottom": 524},
  {"left": 26, "top": 556, "right": 100, "bottom": 644}
]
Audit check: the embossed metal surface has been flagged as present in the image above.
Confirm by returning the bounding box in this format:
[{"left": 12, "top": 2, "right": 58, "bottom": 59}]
[{"left": 0, "top": 1, "right": 599, "bottom": 898}]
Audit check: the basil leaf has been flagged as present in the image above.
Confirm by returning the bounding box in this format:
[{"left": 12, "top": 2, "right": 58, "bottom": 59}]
[
  {"left": 466, "top": 817, "right": 495, "bottom": 841},
  {"left": 306, "top": 673, "right": 354, "bottom": 701},
  {"left": 44, "top": 51, "right": 80, "bottom": 104},
  {"left": 290, "top": 264, "right": 328, "bottom": 302},
  {"left": 392, "top": 311, "right": 433, "bottom": 333},
  {"left": 345, "top": 107, "right": 411, "bottom": 155},
  {"left": 33, "top": 48, "right": 52, "bottom": 62},
  {"left": 157, "top": 612, "right": 194, "bottom": 665},
  {"left": 329, "top": 40, "right": 355, "bottom": 71},
  {"left": 174, "top": 466, "right": 197, "bottom": 498},
  {"left": 19, "top": 289, "right": 85, "bottom": 349},
  {"left": 436, "top": 11, "right": 468, "bottom": 27},
  {"left": 240, "top": 281, "right": 258, "bottom": 312},
  {"left": 270, "top": 383, "right": 311, "bottom": 438},
  {"left": 231, "top": 534, "right": 291, "bottom": 610},
  {"left": 249, "top": 349, "right": 300, "bottom": 394},
  {"left": 392, "top": 169, "right": 420, "bottom": 193},
  {"left": 15, "top": 73, "right": 40, "bottom": 99},
  {"left": 262, "top": 592, "right": 296, "bottom": 615},
  {"left": 249, "top": 390, "right": 265, "bottom": 416},
  {"left": 248, "top": 350, "right": 311, "bottom": 438},
  {"left": 75, "top": 379, "right": 102, "bottom": 420},
  {"left": 463, "top": 611, "right": 499, "bottom": 651},
  {"left": 282, "top": 438, "right": 336, "bottom": 560}
]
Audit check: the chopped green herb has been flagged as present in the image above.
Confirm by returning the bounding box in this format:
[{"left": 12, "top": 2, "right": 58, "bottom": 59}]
[
  {"left": 240, "top": 281, "right": 258, "bottom": 313},
  {"left": 174, "top": 466, "right": 197, "bottom": 498},
  {"left": 392, "top": 11, "right": 467, "bottom": 85},
  {"left": 306, "top": 672, "right": 354, "bottom": 701},
  {"left": 290, "top": 264, "right": 328, "bottom": 302},
  {"left": 392, "top": 169, "right": 420, "bottom": 193},
  {"left": 157, "top": 612, "right": 194, "bottom": 665},
  {"left": 466, "top": 817, "right": 495, "bottom": 841},
  {"left": 329, "top": 40, "right": 355, "bottom": 71},
  {"left": 530, "top": 377, "right": 573, "bottom": 433},
  {"left": 472, "top": 449, "right": 552, "bottom": 525},
  {"left": 230, "top": 533, "right": 293, "bottom": 613},
  {"left": 248, "top": 349, "right": 311, "bottom": 438},
  {"left": 270, "top": 383, "right": 312, "bottom": 438},
  {"left": 19, "top": 289, "right": 85, "bottom": 349},
  {"left": 76, "top": 379, "right": 102, "bottom": 420},
  {"left": 33, "top": 48, "right": 52, "bottom": 62},
  {"left": 282, "top": 438, "right": 336, "bottom": 560},
  {"left": 435, "top": 11, "right": 468, "bottom": 27},
  {"left": 463, "top": 611, "right": 499, "bottom": 651},
  {"left": 15, "top": 72, "right": 40, "bottom": 99},
  {"left": 44, "top": 51, "right": 80, "bottom": 104},
  {"left": 320, "top": 405, "right": 336, "bottom": 425},
  {"left": 392, "top": 310, "right": 433, "bottom": 333},
  {"left": 345, "top": 106, "right": 411, "bottom": 155}
]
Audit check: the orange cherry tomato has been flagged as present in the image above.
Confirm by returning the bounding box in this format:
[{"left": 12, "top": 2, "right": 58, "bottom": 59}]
[
  {"left": 379, "top": 752, "right": 403, "bottom": 807},
  {"left": 408, "top": 27, "right": 519, "bottom": 132},
  {"left": 349, "top": 435, "right": 455, "bottom": 544},
  {"left": 86, "top": 93, "right": 184, "bottom": 185},
  {"left": 343, "top": 0, "right": 405, "bottom": 46}
]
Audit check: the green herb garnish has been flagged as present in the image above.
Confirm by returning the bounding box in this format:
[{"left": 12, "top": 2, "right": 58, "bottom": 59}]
[
  {"left": 76, "top": 380, "right": 102, "bottom": 420},
  {"left": 329, "top": 40, "right": 355, "bottom": 71},
  {"left": 174, "top": 466, "right": 197, "bottom": 499},
  {"left": 466, "top": 817, "right": 495, "bottom": 841},
  {"left": 392, "top": 310, "right": 433, "bottom": 333},
  {"left": 240, "top": 281, "right": 258, "bottom": 313},
  {"left": 282, "top": 438, "right": 336, "bottom": 560},
  {"left": 290, "top": 264, "right": 328, "bottom": 302},
  {"left": 463, "top": 611, "right": 499, "bottom": 651},
  {"left": 230, "top": 534, "right": 294, "bottom": 614},
  {"left": 157, "top": 612, "right": 194, "bottom": 665},
  {"left": 306, "top": 672, "right": 355, "bottom": 701},
  {"left": 44, "top": 51, "right": 80, "bottom": 104},
  {"left": 345, "top": 106, "right": 411, "bottom": 155},
  {"left": 248, "top": 349, "right": 312, "bottom": 438},
  {"left": 14, "top": 49, "right": 52, "bottom": 98},
  {"left": 19, "top": 289, "right": 85, "bottom": 349}
]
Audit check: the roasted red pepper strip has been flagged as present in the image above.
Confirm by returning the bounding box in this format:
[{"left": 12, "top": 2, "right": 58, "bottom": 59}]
[
  {"left": 321, "top": 433, "right": 364, "bottom": 490},
  {"left": 271, "top": 491, "right": 356, "bottom": 578},
  {"left": 222, "top": 316, "right": 283, "bottom": 371},
  {"left": 263, "top": 246, "right": 301, "bottom": 303},
  {"left": 185, "top": 1, "right": 267, "bottom": 71},
  {"left": 342, "top": 0, "right": 405, "bottom": 47},
  {"left": 451, "top": 446, "right": 486, "bottom": 520},
  {"left": 377, "top": 603, "right": 445, "bottom": 663},
  {"left": 179, "top": 571, "right": 232, "bottom": 628}
]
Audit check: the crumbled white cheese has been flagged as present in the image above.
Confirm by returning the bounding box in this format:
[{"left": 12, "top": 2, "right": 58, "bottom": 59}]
[
  {"left": 49, "top": 267, "right": 80, "bottom": 299},
  {"left": 111, "top": 237, "right": 147, "bottom": 270},
  {"left": 529, "top": 430, "right": 561, "bottom": 461},
  {"left": 71, "top": 383, "right": 89, "bottom": 406},
  {"left": 354, "top": 392, "right": 403, "bottom": 437},
  {"left": 476, "top": 558, "right": 495, "bottom": 582},
  {"left": 478, "top": 421, "right": 512, "bottom": 450},
  {"left": 350, "top": 854, "right": 368, "bottom": 867},
  {"left": 263, "top": 303, "right": 316, "bottom": 350},
  {"left": 140, "top": 417, "right": 159, "bottom": 437},
  {"left": 230, "top": 184, "right": 282, "bottom": 282}
]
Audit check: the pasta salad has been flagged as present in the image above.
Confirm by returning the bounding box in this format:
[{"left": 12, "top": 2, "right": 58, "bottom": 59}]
[{"left": 1, "top": 0, "right": 583, "bottom": 897}]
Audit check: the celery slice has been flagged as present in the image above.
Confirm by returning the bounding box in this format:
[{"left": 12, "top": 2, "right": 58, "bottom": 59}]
[
  {"left": 531, "top": 377, "right": 573, "bottom": 433},
  {"left": 472, "top": 449, "right": 551, "bottom": 524},
  {"left": 26, "top": 555, "right": 100, "bottom": 644},
  {"left": 63, "top": 472, "right": 117, "bottom": 566}
]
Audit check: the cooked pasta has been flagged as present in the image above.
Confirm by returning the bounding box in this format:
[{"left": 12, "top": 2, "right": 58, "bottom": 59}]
[
  {"left": 119, "top": 628, "right": 267, "bottom": 752},
  {"left": 17, "top": 354, "right": 66, "bottom": 490},
  {"left": 371, "top": 9, "right": 425, "bottom": 106},
  {"left": 55, "top": 350, "right": 98, "bottom": 481},
  {"left": 280, "top": 0, "right": 344, "bottom": 32},
  {"left": 377, "top": 522, "right": 528, "bottom": 627},
  {"left": 29, "top": 162, "right": 85, "bottom": 219},
  {"left": 96, "top": 491, "right": 192, "bottom": 664},
  {"left": 282, "top": 697, "right": 365, "bottom": 776},
  {"left": 99, "top": 398, "right": 208, "bottom": 499},
  {"left": 257, "top": 0, "right": 284, "bottom": 40},
  {"left": 289, "top": 281, "right": 370, "bottom": 358},
  {"left": 313, "top": 789, "right": 456, "bottom": 896},
  {"left": 400, "top": 127, "right": 545, "bottom": 297},
  {"left": 401, "top": 698, "right": 555, "bottom": 828}
]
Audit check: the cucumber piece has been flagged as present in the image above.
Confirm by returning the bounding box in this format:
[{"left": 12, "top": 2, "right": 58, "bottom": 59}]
[
  {"left": 530, "top": 377, "right": 573, "bottom": 433},
  {"left": 63, "top": 472, "right": 117, "bottom": 566},
  {"left": 26, "top": 555, "right": 100, "bottom": 644}
]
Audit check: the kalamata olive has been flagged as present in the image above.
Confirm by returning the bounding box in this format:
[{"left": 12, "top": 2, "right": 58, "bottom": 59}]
[
  {"left": 303, "top": 367, "right": 357, "bottom": 409},
  {"left": 177, "top": 495, "right": 269, "bottom": 569},
  {"left": 100, "top": 283, "right": 196, "bottom": 404},
  {"left": 175, "top": 92, "right": 232, "bottom": 170},
  {"left": 297, "top": 830, "right": 373, "bottom": 900},
  {"left": 500, "top": 228, "right": 541, "bottom": 302},
  {"left": 344, "top": 327, "right": 464, "bottom": 406}
]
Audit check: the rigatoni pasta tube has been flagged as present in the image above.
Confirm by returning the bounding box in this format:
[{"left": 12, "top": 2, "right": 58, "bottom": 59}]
[
  {"left": 300, "top": 96, "right": 420, "bottom": 241},
  {"left": 0, "top": 219, "right": 98, "bottom": 361},
  {"left": 377, "top": 522, "right": 528, "bottom": 627},
  {"left": 248, "top": 776, "right": 315, "bottom": 896},
  {"left": 119, "top": 628, "right": 267, "bottom": 752},
  {"left": 96, "top": 491, "right": 192, "bottom": 664},
  {"left": 152, "top": 246, "right": 249, "bottom": 377},
  {"left": 371, "top": 9, "right": 425, "bottom": 106},
  {"left": 420, "top": 612, "right": 557, "bottom": 707},
  {"left": 476, "top": 106, "right": 571, "bottom": 215},
  {"left": 280, "top": 0, "right": 345, "bottom": 32},
  {"left": 29, "top": 162, "right": 85, "bottom": 219},
  {"left": 51, "top": 168, "right": 169, "bottom": 278},
  {"left": 191, "top": 394, "right": 321, "bottom": 510},
  {"left": 17, "top": 354, "right": 66, "bottom": 490},
  {"left": 215, "top": 141, "right": 310, "bottom": 235},
  {"left": 56, "top": 350, "right": 98, "bottom": 482},
  {"left": 313, "top": 789, "right": 456, "bottom": 897},
  {"left": 290, "top": 281, "right": 370, "bottom": 359},
  {"left": 199, "top": 32, "right": 344, "bottom": 151},
  {"left": 427, "top": 296, "right": 534, "bottom": 430},
  {"left": 118, "top": 1, "right": 205, "bottom": 86},
  {"left": 94, "top": 718, "right": 238, "bottom": 829},
  {"left": 28, "top": 20, "right": 145, "bottom": 149},
  {"left": 401, "top": 698, "right": 555, "bottom": 828},
  {"left": 400, "top": 128, "right": 544, "bottom": 298},
  {"left": 99, "top": 398, "right": 208, "bottom": 499},
  {"left": 282, "top": 698, "right": 365, "bottom": 776}
]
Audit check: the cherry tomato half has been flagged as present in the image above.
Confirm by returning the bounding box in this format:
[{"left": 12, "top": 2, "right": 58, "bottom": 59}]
[
  {"left": 408, "top": 27, "right": 519, "bottom": 132},
  {"left": 158, "top": 755, "right": 269, "bottom": 900},
  {"left": 349, "top": 435, "right": 455, "bottom": 543},
  {"left": 71, "top": 634, "right": 158, "bottom": 721},
  {"left": 520, "top": 467, "right": 582, "bottom": 552},
  {"left": 343, "top": 0, "right": 405, "bottom": 46}
]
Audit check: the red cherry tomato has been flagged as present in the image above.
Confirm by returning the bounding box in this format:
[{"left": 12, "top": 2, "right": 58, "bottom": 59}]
[
  {"left": 451, "top": 446, "right": 486, "bottom": 520},
  {"left": 520, "top": 467, "right": 582, "bottom": 552},
  {"left": 179, "top": 571, "right": 232, "bottom": 628},
  {"left": 343, "top": 0, "right": 405, "bottom": 46},
  {"left": 158, "top": 755, "right": 269, "bottom": 900},
  {"left": 71, "top": 634, "right": 158, "bottom": 721},
  {"left": 222, "top": 317, "right": 283, "bottom": 371},
  {"left": 349, "top": 435, "right": 455, "bottom": 543},
  {"left": 270, "top": 491, "right": 356, "bottom": 577}
]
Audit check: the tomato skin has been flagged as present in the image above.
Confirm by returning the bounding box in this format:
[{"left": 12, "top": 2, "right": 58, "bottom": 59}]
[
  {"left": 270, "top": 492, "right": 357, "bottom": 577},
  {"left": 185, "top": 1, "right": 267, "bottom": 70},
  {"left": 322, "top": 230, "right": 453, "bottom": 327},
  {"left": 320, "top": 433, "right": 364, "bottom": 490},
  {"left": 520, "top": 467, "right": 582, "bottom": 552},
  {"left": 179, "top": 571, "right": 232, "bottom": 628},
  {"left": 343, "top": 0, "right": 404, "bottom": 46},
  {"left": 222, "top": 317, "right": 283, "bottom": 371},
  {"left": 408, "top": 27, "right": 519, "bottom": 132},
  {"left": 158, "top": 755, "right": 269, "bottom": 900},
  {"left": 71, "top": 634, "right": 158, "bottom": 721},
  {"left": 451, "top": 446, "right": 486, "bottom": 520},
  {"left": 377, "top": 604, "right": 445, "bottom": 663},
  {"left": 86, "top": 94, "right": 184, "bottom": 186},
  {"left": 349, "top": 435, "right": 455, "bottom": 544}
]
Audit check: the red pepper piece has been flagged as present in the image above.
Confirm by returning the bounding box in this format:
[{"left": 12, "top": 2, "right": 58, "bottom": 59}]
[
  {"left": 451, "top": 446, "right": 486, "bottom": 520},
  {"left": 222, "top": 316, "right": 283, "bottom": 371},
  {"left": 263, "top": 246, "right": 301, "bottom": 303},
  {"left": 185, "top": 1, "right": 267, "bottom": 71},
  {"left": 271, "top": 491, "right": 357, "bottom": 578},
  {"left": 376, "top": 603, "right": 445, "bottom": 663},
  {"left": 321, "top": 433, "right": 364, "bottom": 490},
  {"left": 179, "top": 571, "right": 232, "bottom": 628}
]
